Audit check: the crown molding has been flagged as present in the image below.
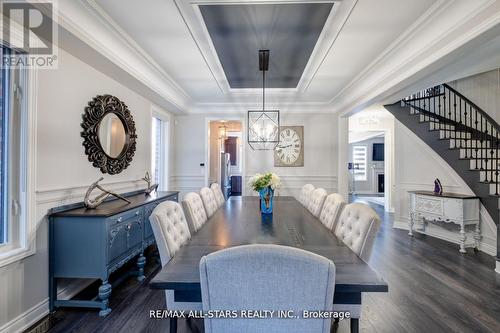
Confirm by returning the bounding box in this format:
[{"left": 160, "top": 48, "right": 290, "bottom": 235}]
[
  {"left": 53, "top": 0, "right": 192, "bottom": 112},
  {"left": 189, "top": 101, "right": 335, "bottom": 114},
  {"left": 332, "top": 0, "right": 500, "bottom": 115}
]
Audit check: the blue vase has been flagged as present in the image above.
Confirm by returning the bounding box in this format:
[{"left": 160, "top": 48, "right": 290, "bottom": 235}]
[{"left": 259, "top": 187, "right": 274, "bottom": 214}]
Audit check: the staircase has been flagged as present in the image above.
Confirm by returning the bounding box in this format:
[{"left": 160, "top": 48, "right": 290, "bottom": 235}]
[{"left": 384, "top": 84, "right": 499, "bottom": 256}]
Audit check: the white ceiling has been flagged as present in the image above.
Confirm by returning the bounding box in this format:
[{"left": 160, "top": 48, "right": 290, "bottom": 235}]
[{"left": 92, "top": 0, "right": 438, "bottom": 112}]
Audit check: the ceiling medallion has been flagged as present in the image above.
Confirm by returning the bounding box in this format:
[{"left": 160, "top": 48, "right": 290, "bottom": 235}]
[{"left": 248, "top": 50, "right": 280, "bottom": 150}]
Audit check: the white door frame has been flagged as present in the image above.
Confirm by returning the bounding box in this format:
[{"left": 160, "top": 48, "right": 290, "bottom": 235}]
[{"left": 204, "top": 116, "right": 246, "bottom": 195}]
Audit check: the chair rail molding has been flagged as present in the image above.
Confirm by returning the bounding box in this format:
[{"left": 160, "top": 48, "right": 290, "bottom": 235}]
[{"left": 40, "top": 0, "right": 191, "bottom": 113}]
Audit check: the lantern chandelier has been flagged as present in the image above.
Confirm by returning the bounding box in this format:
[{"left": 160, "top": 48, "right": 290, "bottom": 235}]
[{"left": 247, "top": 50, "right": 280, "bottom": 150}]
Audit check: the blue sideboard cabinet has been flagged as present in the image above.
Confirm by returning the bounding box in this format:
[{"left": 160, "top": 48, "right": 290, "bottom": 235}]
[{"left": 48, "top": 190, "right": 178, "bottom": 316}]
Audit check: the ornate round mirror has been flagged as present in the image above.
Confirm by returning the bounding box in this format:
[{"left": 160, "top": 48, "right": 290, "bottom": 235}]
[{"left": 81, "top": 95, "right": 137, "bottom": 175}]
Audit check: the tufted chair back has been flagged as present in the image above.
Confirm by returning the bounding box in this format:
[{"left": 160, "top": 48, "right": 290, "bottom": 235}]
[
  {"left": 307, "top": 188, "right": 328, "bottom": 217},
  {"left": 334, "top": 203, "right": 381, "bottom": 262},
  {"left": 210, "top": 183, "right": 225, "bottom": 207},
  {"left": 319, "top": 193, "right": 346, "bottom": 231},
  {"left": 200, "top": 187, "right": 219, "bottom": 218},
  {"left": 299, "top": 184, "right": 315, "bottom": 207},
  {"left": 149, "top": 201, "right": 191, "bottom": 266},
  {"left": 182, "top": 192, "right": 208, "bottom": 234}
]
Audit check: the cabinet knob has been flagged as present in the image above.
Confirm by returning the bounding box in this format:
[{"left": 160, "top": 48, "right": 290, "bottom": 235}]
[
  {"left": 135, "top": 211, "right": 140, "bottom": 216},
  {"left": 117, "top": 217, "right": 123, "bottom": 223}
]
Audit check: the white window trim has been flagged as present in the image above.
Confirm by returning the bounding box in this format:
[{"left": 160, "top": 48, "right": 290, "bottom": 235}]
[
  {"left": 0, "top": 66, "right": 37, "bottom": 268},
  {"left": 151, "top": 105, "right": 170, "bottom": 191},
  {"left": 353, "top": 145, "right": 367, "bottom": 182}
]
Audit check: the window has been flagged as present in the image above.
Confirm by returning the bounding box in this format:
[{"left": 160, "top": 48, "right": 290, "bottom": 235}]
[
  {"left": 352, "top": 145, "right": 367, "bottom": 181},
  {"left": 0, "top": 45, "right": 34, "bottom": 264},
  {"left": 151, "top": 115, "right": 169, "bottom": 191}
]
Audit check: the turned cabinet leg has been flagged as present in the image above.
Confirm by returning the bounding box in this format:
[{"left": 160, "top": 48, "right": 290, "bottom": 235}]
[
  {"left": 474, "top": 223, "right": 481, "bottom": 251},
  {"left": 459, "top": 223, "right": 467, "bottom": 254},
  {"left": 98, "top": 280, "right": 112, "bottom": 317},
  {"left": 136, "top": 253, "right": 146, "bottom": 281}
]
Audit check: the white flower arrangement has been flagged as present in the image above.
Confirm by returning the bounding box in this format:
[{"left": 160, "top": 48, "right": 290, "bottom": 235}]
[{"left": 248, "top": 172, "right": 281, "bottom": 192}]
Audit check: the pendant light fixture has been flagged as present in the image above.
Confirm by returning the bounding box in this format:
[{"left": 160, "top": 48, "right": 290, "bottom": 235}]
[{"left": 247, "top": 50, "right": 280, "bottom": 150}]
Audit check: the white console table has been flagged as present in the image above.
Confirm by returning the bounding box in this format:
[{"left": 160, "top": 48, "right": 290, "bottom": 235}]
[{"left": 408, "top": 191, "right": 480, "bottom": 253}]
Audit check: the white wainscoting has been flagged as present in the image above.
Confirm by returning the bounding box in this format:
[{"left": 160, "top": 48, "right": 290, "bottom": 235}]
[
  {"left": 395, "top": 182, "right": 497, "bottom": 256},
  {"left": 244, "top": 175, "right": 338, "bottom": 199},
  {"left": 171, "top": 174, "right": 339, "bottom": 202},
  {"left": 170, "top": 175, "right": 206, "bottom": 200}
]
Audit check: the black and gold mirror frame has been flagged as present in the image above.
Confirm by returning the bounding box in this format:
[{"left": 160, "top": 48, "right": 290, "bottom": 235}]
[{"left": 81, "top": 95, "right": 137, "bottom": 175}]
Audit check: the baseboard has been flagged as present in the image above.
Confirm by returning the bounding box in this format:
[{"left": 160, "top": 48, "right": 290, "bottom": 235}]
[
  {"left": 0, "top": 280, "right": 93, "bottom": 333},
  {"left": 393, "top": 221, "right": 496, "bottom": 257}
]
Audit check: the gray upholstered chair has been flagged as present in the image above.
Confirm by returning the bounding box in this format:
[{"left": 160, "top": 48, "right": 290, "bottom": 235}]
[
  {"left": 333, "top": 203, "right": 381, "bottom": 326},
  {"left": 319, "top": 193, "right": 346, "bottom": 231},
  {"left": 307, "top": 188, "right": 328, "bottom": 217},
  {"left": 200, "top": 187, "right": 219, "bottom": 218},
  {"left": 199, "top": 244, "right": 335, "bottom": 333},
  {"left": 181, "top": 192, "right": 208, "bottom": 234},
  {"left": 299, "top": 183, "right": 315, "bottom": 207},
  {"left": 210, "top": 183, "right": 225, "bottom": 207},
  {"left": 149, "top": 201, "right": 201, "bottom": 333}
]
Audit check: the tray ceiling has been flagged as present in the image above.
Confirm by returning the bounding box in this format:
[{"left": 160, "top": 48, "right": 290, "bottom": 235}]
[{"left": 199, "top": 3, "right": 333, "bottom": 89}]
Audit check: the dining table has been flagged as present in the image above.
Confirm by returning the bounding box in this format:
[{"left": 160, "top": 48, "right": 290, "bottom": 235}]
[{"left": 150, "top": 196, "right": 388, "bottom": 333}]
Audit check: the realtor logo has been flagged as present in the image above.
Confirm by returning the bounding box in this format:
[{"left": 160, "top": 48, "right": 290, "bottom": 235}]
[{"left": 2, "top": 0, "right": 58, "bottom": 68}]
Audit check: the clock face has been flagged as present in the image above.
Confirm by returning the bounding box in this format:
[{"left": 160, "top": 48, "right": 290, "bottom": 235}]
[{"left": 276, "top": 128, "right": 302, "bottom": 165}]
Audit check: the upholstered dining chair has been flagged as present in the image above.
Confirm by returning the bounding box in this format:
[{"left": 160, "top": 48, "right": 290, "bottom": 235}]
[
  {"left": 210, "top": 183, "right": 225, "bottom": 207},
  {"left": 333, "top": 203, "right": 381, "bottom": 330},
  {"left": 199, "top": 244, "right": 336, "bottom": 333},
  {"left": 200, "top": 187, "right": 219, "bottom": 217},
  {"left": 149, "top": 201, "right": 201, "bottom": 333},
  {"left": 299, "top": 184, "right": 315, "bottom": 207},
  {"left": 319, "top": 193, "right": 346, "bottom": 231},
  {"left": 181, "top": 192, "right": 208, "bottom": 234},
  {"left": 307, "top": 188, "right": 328, "bottom": 217},
  {"left": 334, "top": 203, "right": 381, "bottom": 262}
]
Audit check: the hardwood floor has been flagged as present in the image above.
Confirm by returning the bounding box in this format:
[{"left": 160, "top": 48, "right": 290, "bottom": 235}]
[{"left": 34, "top": 197, "right": 500, "bottom": 333}]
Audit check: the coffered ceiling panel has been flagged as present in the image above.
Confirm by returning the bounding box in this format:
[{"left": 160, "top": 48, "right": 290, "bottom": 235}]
[{"left": 199, "top": 3, "right": 333, "bottom": 89}]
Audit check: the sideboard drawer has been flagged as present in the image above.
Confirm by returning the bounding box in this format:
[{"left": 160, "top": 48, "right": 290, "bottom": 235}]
[
  {"left": 108, "top": 208, "right": 143, "bottom": 226},
  {"left": 108, "top": 219, "right": 143, "bottom": 264},
  {"left": 415, "top": 195, "right": 443, "bottom": 215}
]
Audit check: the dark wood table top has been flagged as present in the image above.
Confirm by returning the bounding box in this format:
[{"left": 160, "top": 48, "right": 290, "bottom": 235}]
[
  {"left": 50, "top": 191, "right": 179, "bottom": 217},
  {"left": 150, "top": 196, "right": 388, "bottom": 294}
]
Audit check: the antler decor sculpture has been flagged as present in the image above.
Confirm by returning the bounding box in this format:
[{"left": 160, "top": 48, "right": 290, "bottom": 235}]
[
  {"left": 142, "top": 172, "right": 159, "bottom": 196},
  {"left": 84, "top": 177, "right": 131, "bottom": 209}
]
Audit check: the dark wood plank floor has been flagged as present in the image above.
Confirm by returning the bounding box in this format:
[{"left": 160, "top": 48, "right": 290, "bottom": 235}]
[{"left": 33, "top": 197, "right": 500, "bottom": 333}]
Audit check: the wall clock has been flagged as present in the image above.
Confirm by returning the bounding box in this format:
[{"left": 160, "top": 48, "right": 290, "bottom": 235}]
[{"left": 274, "top": 126, "right": 304, "bottom": 167}]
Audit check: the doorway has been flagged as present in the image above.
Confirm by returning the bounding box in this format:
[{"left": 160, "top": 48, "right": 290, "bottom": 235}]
[
  {"left": 206, "top": 119, "right": 244, "bottom": 199},
  {"left": 347, "top": 108, "right": 394, "bottom": 212}
]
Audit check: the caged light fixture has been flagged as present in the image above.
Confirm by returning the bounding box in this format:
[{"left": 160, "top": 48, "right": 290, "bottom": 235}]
[{"left": 247, "top": 50, "right": 280, "bottom": 150}]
